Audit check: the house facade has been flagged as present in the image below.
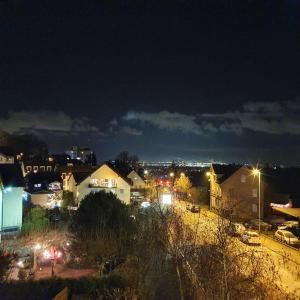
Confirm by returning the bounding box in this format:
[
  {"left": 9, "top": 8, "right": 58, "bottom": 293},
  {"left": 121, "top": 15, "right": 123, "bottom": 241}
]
[
  {"left": 210, "top": 164, "right": 263, "bottom": 220},
  {"left": 25, "top": 172, "right": 62, "bottom": 208},
  {"left": 0, "top": 164, "right": 25, "bottom": 233},
  {"left": 70, "top": 164, "right": 131, "bottom": 205},
  {"left": 0, "top": 153, "right": 14, "bottom": 164},
  {"left": 127, "top": 170, "right": 146, "bottom": 203}
]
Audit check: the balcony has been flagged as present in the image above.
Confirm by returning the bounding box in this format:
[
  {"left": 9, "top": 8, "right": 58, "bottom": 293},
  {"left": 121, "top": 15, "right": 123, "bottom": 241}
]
[{"left": 88, "top": 183, "right": 117, "bottom": 188}]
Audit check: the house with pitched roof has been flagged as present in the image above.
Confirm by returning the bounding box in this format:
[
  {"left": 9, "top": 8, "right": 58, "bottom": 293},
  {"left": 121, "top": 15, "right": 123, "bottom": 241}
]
[
  {"left": 65, "top": 164, "right": 132, "bottom": 205},
  {"left": 25, "top": 172, "right": 63, "bottom": 208},
  {"left": 209, "top": 164, "right": 263, "bottom": 220},
  {"left": 127, "top": 170, "right": 146, "bottom": 203},
  {"left": 0, "top": 164, "right": 25, "bottom": 233}
]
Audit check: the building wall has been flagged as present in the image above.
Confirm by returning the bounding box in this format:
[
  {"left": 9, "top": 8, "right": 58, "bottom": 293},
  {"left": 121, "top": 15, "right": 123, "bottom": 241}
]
[
  {"left": 0, "top": 187, "right": 23, "bottom": 231},
  {"left": 30, "top": 193, "right": 50, "bottom": 208},
  {"left": 210, "top": 166, "right": 264, "bottom": 220},
  {"left": 0, "top": 154, "right": 14, "bottom": 164},
  {"left": 76, "top": 165, "right": 131, "bottom": 205},
  {"left": 127, "top": 171, "right": 146, "bottom": 189}
]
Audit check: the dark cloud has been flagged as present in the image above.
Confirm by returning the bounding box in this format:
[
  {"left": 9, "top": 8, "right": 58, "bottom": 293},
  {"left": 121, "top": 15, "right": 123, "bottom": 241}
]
[
  {"left": 119, "top": 126, "right": 143, "bottom": 136},
  {"left": 122, "top": 100, "right": 300, "bottom": 137},
  {"left": 0, "top": 110, "right": 105, "bottom": 136},
  {"left": 123, "top": 111, "right": 205, "bottom": 135}
]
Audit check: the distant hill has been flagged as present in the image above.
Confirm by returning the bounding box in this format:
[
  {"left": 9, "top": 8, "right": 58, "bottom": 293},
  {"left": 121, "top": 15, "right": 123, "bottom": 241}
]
[{"left": 0, "top": 129, "right": 48, "bottom": 158}]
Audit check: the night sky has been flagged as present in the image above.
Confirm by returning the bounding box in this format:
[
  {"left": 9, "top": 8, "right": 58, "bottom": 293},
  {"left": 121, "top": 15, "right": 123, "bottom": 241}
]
[{"left": 1, "top": 0, "right": 300, "bottom": 164}]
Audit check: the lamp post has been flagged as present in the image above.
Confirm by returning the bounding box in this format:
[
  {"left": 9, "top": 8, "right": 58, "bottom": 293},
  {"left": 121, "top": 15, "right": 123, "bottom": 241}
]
[
  {"left": 206, "top": 171, "right": 211, "bottom": 209},
  {"left": 253, "top": 169, "right": 261, "bottom": 233}
]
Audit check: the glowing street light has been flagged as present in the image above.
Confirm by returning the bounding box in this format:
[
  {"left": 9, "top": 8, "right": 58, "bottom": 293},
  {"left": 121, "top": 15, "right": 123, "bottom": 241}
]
[
  {"left": 252, "top": 168, "right": 261, "bottom": 233},
  {"left": 180, "top": 172, "right": 185, "bottom": 176},
  {"left": 206, "top": 171, "right": 211, "bottom": 177},
  {"left": 144, "top": 170, "right": 148, "bottom": 175},
  {"left": 169, "top": 172, "right": 174, "bottom": 177},
  {"left": 34, "top": 244, "right": 41, "bottom": 250}
]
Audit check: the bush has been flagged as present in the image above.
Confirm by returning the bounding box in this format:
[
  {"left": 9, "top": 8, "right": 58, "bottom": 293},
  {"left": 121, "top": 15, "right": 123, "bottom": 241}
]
[
  {"left": 22, "top": 207, "right": 49, "bottom": 236},
  {"left": 62, "top": 191, "right": 75, "bottom": 209}
]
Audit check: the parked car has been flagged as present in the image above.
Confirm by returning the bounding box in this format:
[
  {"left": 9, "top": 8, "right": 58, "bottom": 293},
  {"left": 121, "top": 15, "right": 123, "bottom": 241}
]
[
  {"left": 240, "top": 230, "right": 260, "bottom": 245},
  {"left": 248, "top": 219, "right": 272, "bottom": 231},
  {"left": 278, "top": 221, "right": 299, "bottom": 230},
  {"left": 186, "top": 203, "right": 192, "bottom": 211},
  {"left": 227, "top": 223, "right": 245, "bottom": 236},
  {"left": 190, "top": 205, "right": 200, "bottom": 213},
  {"left": 275, "top": 230, "right": 300, "bottom": 247}
]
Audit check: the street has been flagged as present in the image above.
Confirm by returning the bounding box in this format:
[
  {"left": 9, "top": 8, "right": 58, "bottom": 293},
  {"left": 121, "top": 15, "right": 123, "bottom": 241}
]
[{"left": 174, "top": 200, "right": 300, "bottom": 298}]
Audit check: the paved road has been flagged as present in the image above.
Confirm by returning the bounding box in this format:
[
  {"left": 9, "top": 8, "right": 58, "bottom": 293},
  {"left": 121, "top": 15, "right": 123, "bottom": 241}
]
[{"left": 174, "top": 200, "right": 300, "bottom": 298}]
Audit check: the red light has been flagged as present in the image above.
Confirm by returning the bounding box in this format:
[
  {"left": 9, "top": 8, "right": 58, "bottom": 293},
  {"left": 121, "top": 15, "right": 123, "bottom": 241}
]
[{"left": 159, "top": 180, "right": 163, "bottom": 184}]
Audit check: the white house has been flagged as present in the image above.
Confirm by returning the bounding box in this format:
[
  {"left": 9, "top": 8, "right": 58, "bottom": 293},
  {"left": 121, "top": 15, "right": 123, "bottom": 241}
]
[
  {"left": 127, "top": 170, "right": 146, "bottom": 189},
  {"left": 71, "top": 164, "right": 132, "bottom": 205},
  {"left": 0, "top": 164, "right": 24, "bottom": 233}
]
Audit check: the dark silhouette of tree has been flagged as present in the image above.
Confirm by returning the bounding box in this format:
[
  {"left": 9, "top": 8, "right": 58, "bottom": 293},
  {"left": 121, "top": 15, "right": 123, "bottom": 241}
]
[
  {"left": 71, "top": 191, "right": 135, "bottom": 240},
  {"left": 86, "top": 152, "right": 97, "bottom": 166},
  {"left": 113, "top": 151, "right": 139, "bottom": 175}
]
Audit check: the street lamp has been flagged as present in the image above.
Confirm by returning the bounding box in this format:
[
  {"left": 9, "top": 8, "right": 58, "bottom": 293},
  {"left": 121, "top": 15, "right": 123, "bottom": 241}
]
[
  {"left": 144, "top": 170, "right": 148, "bottom": 175},
  {"left": 169, "top": 172, "right": 174, "bottom": 177},
  {"left": 252, "top": 168, "right": 261, "bottom": 233},
  {"left": 180, "top": 172, "right": 185, "bottom": 176}
]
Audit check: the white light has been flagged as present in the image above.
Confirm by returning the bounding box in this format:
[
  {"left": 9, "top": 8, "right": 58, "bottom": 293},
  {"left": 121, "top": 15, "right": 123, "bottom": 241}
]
[
  {"left": 108, "top": 179, "right": 112, "bottom": 188},
  {"left": 141, "top": 201, "right": 151, "bottom": 208},
  {"left": 35, "top": 244, "right": 41, "bottom": 250},
  {"left": 17, "top": 261, "right": 24, "bottom": 268},
  {"left": 4, "top": 187, "right": 12, "bottom": 193},
  {"left": 162, "top": 194, "right": 172, "bottom": 205},
  {"left": 43, "top": 250, "right": 51, "bottom": 259}
]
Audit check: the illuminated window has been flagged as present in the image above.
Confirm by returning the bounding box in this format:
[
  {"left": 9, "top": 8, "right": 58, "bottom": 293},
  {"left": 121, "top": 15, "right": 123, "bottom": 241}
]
[
  {"left": 252, "top": 188, "right": 258, "bottom": 198},
  {"left": 47, "top": 166, "right": 52, "bottom": 172},
  {"left": 241, "top": 175, "right": 246, "bottom": 183},
  {"left": 91, "top": 178, "right": 98, "bottom": 186},
  {"left": 33, "top": 166, "right": 38, "bottom": 172},
  {"left": 26, "top": 166, "right": 32, "bottom": 172},
  {"left": 40, "top": 166, "right": 45, "bottom": 172}
]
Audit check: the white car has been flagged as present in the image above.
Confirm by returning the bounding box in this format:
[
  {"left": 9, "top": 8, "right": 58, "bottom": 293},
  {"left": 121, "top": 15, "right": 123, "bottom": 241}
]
[
  {"left": 275, "top": 230, "right": 300, "bottom": 247},
  {"left": 240, "top": 230, "right": 260, "bottom": 245},
  {"left": 278, "top": 221, "right": 298, "bottom": 230}
]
